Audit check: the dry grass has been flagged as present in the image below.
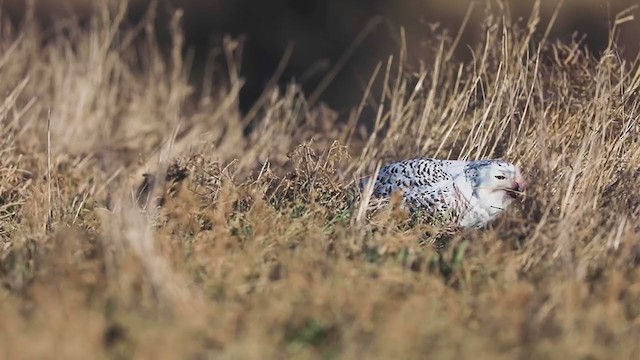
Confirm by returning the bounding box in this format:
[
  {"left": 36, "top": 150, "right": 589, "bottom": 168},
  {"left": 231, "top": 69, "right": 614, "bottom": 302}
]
[{"left": 1, "top": 2, "right": 640, "bottom": 359}]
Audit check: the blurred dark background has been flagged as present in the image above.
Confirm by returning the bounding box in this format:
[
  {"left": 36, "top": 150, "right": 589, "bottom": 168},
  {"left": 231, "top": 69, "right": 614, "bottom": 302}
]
[{"left": 3, "top": 0, "right": 639, "bottom": 114}]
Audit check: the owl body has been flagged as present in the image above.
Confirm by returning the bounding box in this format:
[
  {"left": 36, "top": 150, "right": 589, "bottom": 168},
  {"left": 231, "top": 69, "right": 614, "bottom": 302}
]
[{"left": 362, "top": 157, "right": 526, "bottom": 229}]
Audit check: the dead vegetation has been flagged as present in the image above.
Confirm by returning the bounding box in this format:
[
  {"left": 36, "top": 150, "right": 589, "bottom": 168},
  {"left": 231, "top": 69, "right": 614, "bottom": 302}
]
[{"left": 0, "top": 1, "right": 639, "bottom": 359}]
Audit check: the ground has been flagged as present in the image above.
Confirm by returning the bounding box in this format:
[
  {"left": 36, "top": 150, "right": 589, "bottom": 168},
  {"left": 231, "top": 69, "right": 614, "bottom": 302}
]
[{"left": 0, "top": 3, "right": 639, "bottom": 360}]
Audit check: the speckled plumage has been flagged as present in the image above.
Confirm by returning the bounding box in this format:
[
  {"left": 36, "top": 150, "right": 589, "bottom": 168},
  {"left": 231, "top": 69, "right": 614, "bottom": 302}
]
[{"left": 361, "top": 158, "right": 526, "bottom": 229}]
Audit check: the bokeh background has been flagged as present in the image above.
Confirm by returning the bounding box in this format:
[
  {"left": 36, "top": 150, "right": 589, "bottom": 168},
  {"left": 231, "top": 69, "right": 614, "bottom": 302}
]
[{"left": 4, "top": 0, "right": 639, "bottom": 112}]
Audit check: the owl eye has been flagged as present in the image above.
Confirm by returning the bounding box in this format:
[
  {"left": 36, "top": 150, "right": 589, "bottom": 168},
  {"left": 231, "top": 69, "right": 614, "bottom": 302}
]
[{"left": 495, "top": 175, "right": 506, "bottom": 180}]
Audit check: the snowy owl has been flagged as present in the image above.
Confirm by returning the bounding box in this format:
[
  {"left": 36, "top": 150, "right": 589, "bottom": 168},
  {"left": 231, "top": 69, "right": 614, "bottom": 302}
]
[{"left": 361, "top": 158, "right": 527, "bottom": 229}]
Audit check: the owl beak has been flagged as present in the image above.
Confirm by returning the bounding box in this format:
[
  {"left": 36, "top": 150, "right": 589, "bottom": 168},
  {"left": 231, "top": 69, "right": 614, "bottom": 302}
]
[
  {"left": 504, "top": 168, "right": 526, "bottom": 200},
  {"left": 512, "top": 169, "right": 527, "bottom": 194}
]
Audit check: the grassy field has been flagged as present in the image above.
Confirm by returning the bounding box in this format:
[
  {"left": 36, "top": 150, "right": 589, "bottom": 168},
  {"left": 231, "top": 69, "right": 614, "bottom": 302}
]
[{"left": 1, "top": 2, "right": 640, "bottom": 359}]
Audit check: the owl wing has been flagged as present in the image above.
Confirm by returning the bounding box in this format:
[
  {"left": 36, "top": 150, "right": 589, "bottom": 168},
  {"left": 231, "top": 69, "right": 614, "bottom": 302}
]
[
  {"left": 370, "top": 159, "right": 462, "bottom": 215},
  {"left": 370, "top": 158, "right": 454, "bottom": 196}
]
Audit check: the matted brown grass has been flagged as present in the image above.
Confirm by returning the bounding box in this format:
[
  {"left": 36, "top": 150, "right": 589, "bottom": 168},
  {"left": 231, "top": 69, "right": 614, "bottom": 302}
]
[{"left": 1, "top": 2, "right": 639, "bottom": 359}]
